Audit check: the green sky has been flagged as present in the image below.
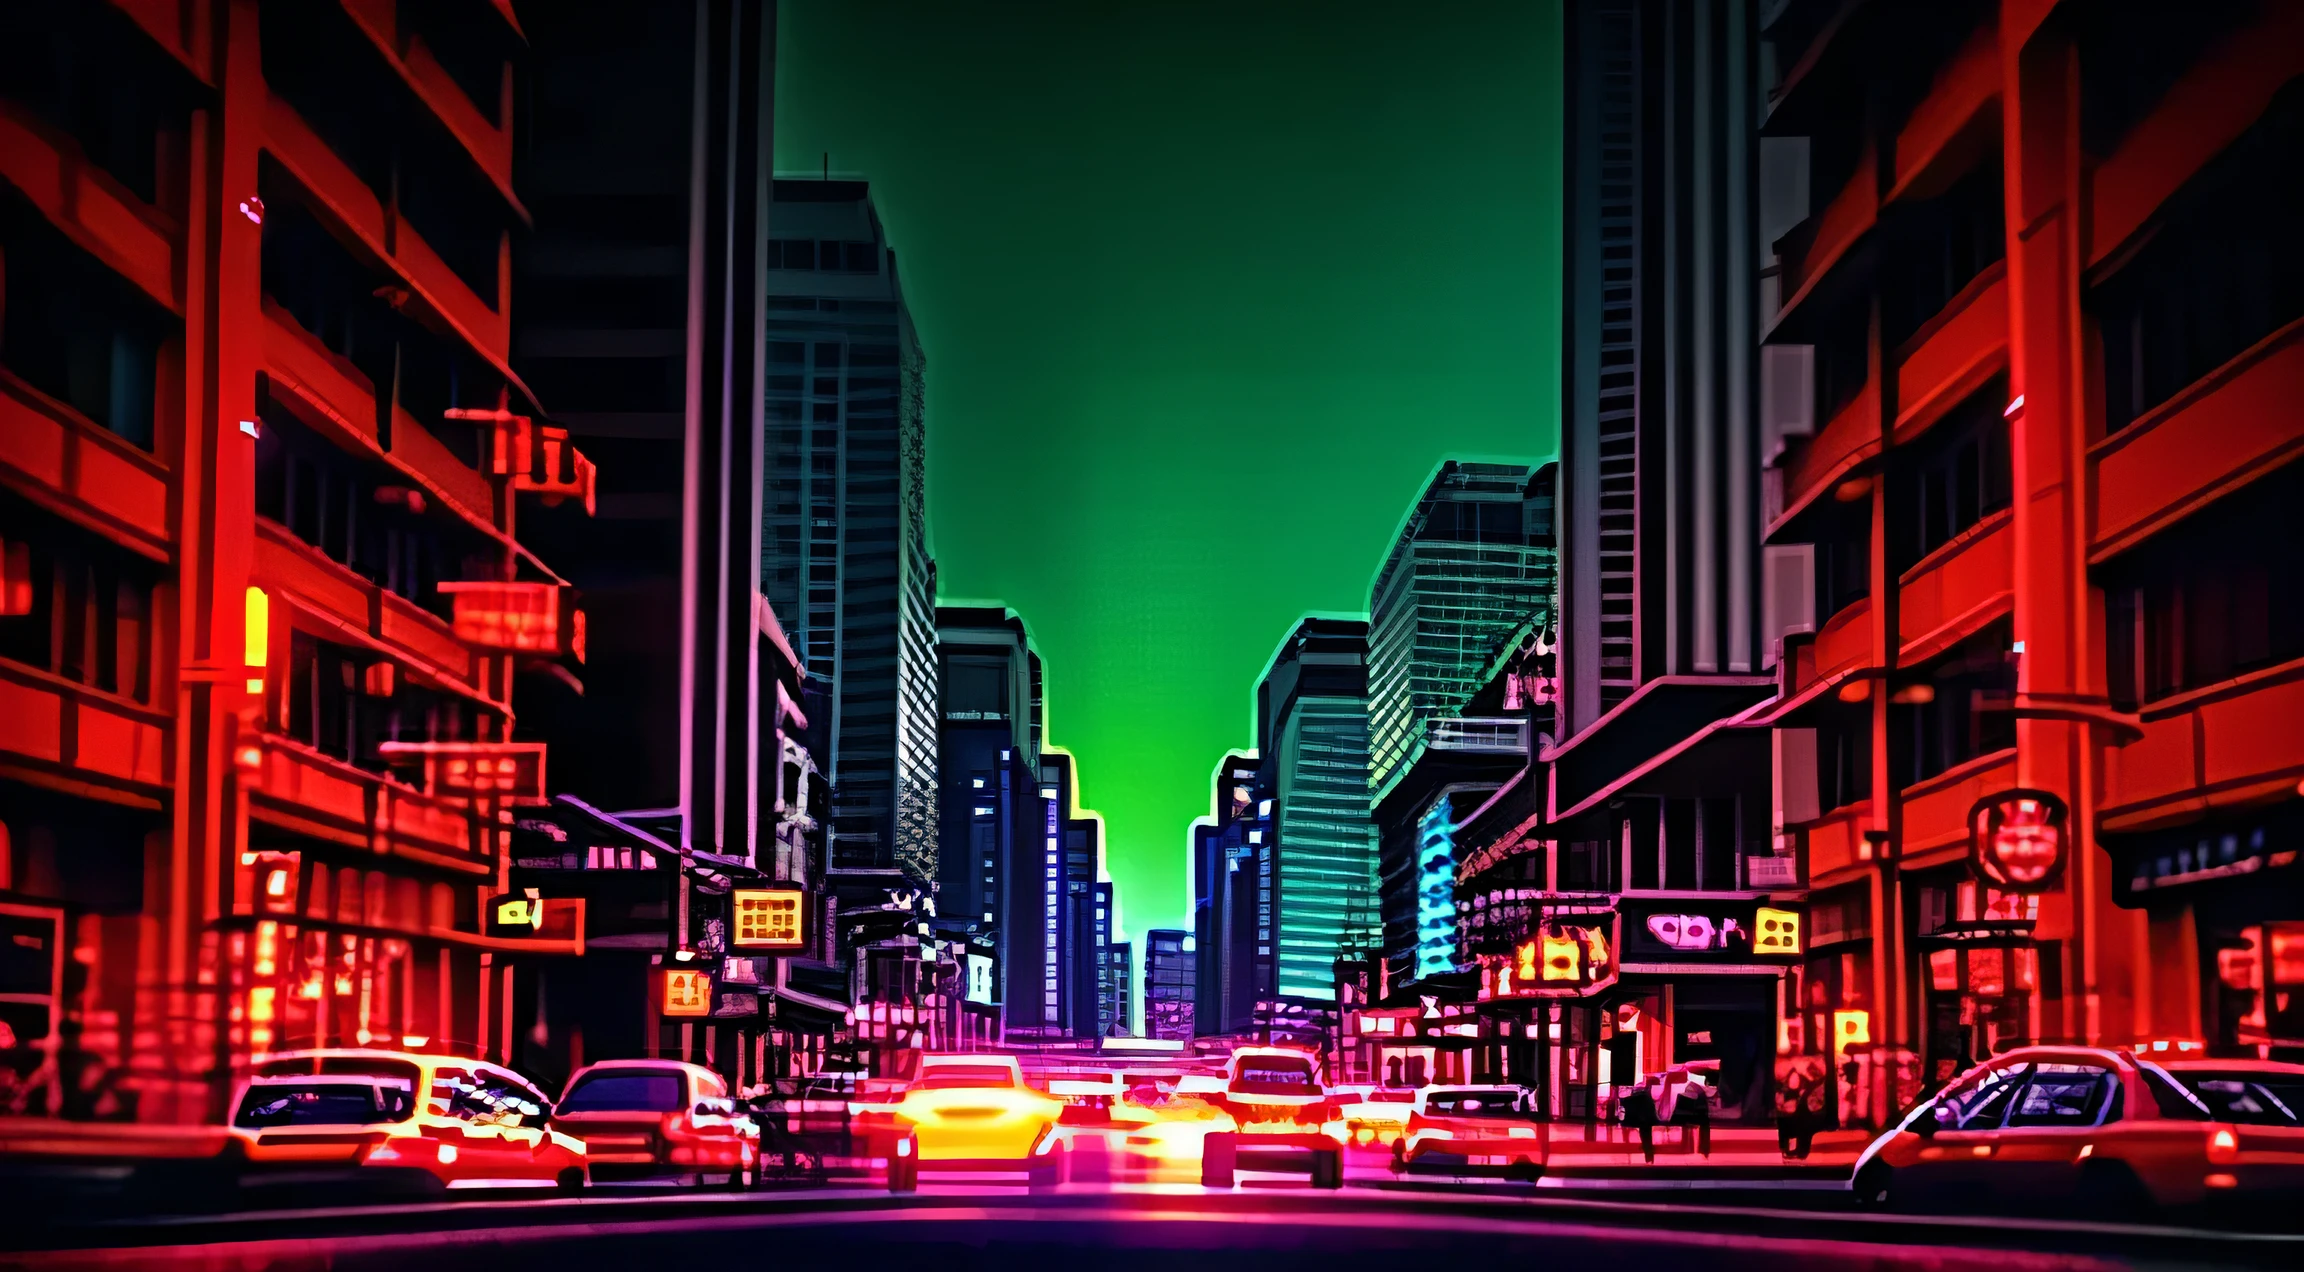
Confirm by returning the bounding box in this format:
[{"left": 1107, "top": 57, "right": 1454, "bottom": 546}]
[{"left": 774, "top": 2, "right": 1563, "bottom": 939}]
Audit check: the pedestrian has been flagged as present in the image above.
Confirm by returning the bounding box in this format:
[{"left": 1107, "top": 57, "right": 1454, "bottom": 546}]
[
  {"left": 1775, "top": 1059, "right": 1820, "bottom": 1160},
  {"left": 1672, "top": 1069, "right": 1714, "bottom": 1157},
  {"left": 1618, "top": 1074, "right": 1658, "bottom": 1164}
]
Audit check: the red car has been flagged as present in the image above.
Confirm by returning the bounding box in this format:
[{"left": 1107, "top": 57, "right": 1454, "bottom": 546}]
[
  {"left": 1199, "top": 1046, "right": 1345, "bottom": 1189},
  {"left": 1850, "top": 1045, "right": 2302, "bottom": 1215},
  {"left": 555, "top": 1060, "right": 759, "bottom": 1186},
  {"left": 1395, "top": 1085, "right": 1546, "bottom": 1181}
]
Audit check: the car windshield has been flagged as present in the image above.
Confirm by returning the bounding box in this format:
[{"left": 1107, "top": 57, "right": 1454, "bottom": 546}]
[
  {"left": 1236, "top": 1058, "right": 1314, "bottom": 1087},
  {"left": 1426, "top": 1091, "right": 1521, "bottom": 1118},
  {"left": 234, "top": 1081, "right": 412, "bottom": 1127},
  {"left": 560, "top": 1072, "right": 684, "bottom": 1112},
  {"left": 2180, "top": 1072, "right": 2304, "bottom": 1125},
  {"left": 914, "top": 1065, "right": 1019, "bottom": 1090}
]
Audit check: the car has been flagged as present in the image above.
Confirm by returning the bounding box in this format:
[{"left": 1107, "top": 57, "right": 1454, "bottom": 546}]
[
  {"left": 1333, "top": 1085, "right": 1417, "bottom": 1152},
  {"left": 887, "top": 1054, "right": 1066, "bottom": 1190},
  {"left": 1199, "top": 1046, "right": 1345, "bottom": 1189},
  {"left": 228, "top": 1048, "right": 588, "bottom": 1195},
  {"left": 555, "top": 1060, "right": 758, "bottom": 1186},
  {"left": 2156, "top": 1058, "right": 2304, "bottom": 1201},
  {"left": 1849, "top": 1044, "right": 2298, "bottom": 1215},
  {"left": 1394, "top": 1085, "right": 1545, "bottom": 1181}
]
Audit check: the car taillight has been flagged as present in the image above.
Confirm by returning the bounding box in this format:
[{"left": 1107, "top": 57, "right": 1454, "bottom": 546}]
[{"left": 2207, "top": 1126, "right": 2239, "bottom": 1165}]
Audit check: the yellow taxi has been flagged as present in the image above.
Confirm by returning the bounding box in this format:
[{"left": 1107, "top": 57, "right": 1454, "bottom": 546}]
[
  {"left": 888, "top": 1053, "right": 1064, "bottom": 1188},
  {"left": 228, "top": 1049, "right": 588, "bottom": 1195},
  {"left": 1850, "top": 1044, "right": 2292, "bottom": 1215}
]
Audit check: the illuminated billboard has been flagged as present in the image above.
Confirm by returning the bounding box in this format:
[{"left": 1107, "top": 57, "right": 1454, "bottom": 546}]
[{"left": 732, "top": 889, "right": 805, "bottom": 950}]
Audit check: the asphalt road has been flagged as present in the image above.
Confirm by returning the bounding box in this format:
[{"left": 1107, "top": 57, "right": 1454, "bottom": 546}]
[{"left": 8, "top": 1181, "right": 2302, "bottom": 1272}]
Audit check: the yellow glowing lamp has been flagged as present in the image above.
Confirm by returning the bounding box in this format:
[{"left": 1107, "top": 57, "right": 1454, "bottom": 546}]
[
  {"left": 1833, "top": 1009, "right": 1871, "bottom": 1054},
  {"left": 663, "top": 968, "right": 712, "bottom": 1017},
  {"left": 244, "top": 586, "right": 269, "bottom": 693},
  {"left": 1754, "top": 906, "right": 1802, "bottom": 955}
]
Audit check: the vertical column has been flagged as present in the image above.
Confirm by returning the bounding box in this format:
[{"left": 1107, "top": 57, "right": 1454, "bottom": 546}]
[
  {"left": 2000, "top": 11, "right": 2115, "bottom": 1045},
  {"left": 161, "top": 0, "right": 267, "bottom": 1123},
  {"left": 680, "top": 0, "right": 776, "bottom": 865}
]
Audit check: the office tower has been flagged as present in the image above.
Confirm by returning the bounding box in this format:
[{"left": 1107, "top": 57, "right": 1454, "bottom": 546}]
[
  {"left": 1145, "top": 929, "right": 1198, "bottom": 1041},
  {"left": 1367, "top": 463, "right": 1558, "bottom": 796},
  {"left": 1192, "top": 751, "right": 1269, "bottom": 1036},
  {"left": 1558, "top": 0, "right": 1769, "bottom": 729},
  {"left": 1256, "top": 619, "right": 1376, "bottom": 1001},
  {"left": 1440, "top": 0, "right": 1787, "bottom": 1121},
  {"left": 513, "top": 2, "right": 702, "bottom": 812},
  {"left": 934, "top": 605, "right": 1043, "bottom": 1008},
  {"left": 764, "top": 180, "right": 938, "bottom": 883}
]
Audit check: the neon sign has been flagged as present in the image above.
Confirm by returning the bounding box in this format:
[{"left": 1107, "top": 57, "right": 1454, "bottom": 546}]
[
  {"left": 439, "top": 582, "right": 586, "bottom": 662},
  {"left": 732, "top": 889, "right": 805, "bottom": 949},
  {"left": 1970, "top": 790, "right": 2068, "bottom": 893},
  {"left": 1483, "top": 918, "right": 1613, "bottom": 998}
]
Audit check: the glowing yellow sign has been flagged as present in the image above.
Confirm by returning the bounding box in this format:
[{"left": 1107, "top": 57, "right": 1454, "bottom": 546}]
[
  {"left": 495, "top": 897, "right": 542, "bottom": 930},
  {"left": 1833, "top": 1009, "right": 1871, "bottom": 1054},
  {"left": 664, "top": 968, "right": 712, "bottom": 1017},
  {"left": 1754, "top": 906, "right": 1802, "bottom": 955},
  {"left": 732, "top": 888, "right": 805, "bottom": 949}
]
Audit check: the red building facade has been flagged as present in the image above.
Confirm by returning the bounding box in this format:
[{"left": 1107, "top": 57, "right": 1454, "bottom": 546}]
[
  {"left": 1763, "top": 0, "right": 2304, "bottom": 1120},
  {"left": 0, "top": 0, "right": 581, "bottom": 1123}
]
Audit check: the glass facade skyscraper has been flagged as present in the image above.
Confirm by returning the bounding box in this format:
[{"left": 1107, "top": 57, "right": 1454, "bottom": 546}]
[
  {"left": 1257, "top": 618, "right": 1376, "bottom": 1001},
  {"left": 763, "top": 180, "right": 939, "bottom": 883},
  {"left": 1367, "top": 462, "right": 1557, "bottom": 797}
]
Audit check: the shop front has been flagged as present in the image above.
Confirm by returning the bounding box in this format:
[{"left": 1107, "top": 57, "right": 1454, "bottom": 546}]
[{"left": 2104, "top": 798, "right": 2304, "bottom": 1059}]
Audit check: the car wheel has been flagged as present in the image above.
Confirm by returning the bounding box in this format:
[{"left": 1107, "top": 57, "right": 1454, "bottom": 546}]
[
  {"left": 1390, "top": 1140, "right": 1408, "bottom": 1176},
  {"left": 1201, "top": 1132, "right": 1236, "bottom": 1188},
  {"left": 1506, "top": 1158, "right": 1541, "bottom": 1184},
  {"left": 2076, "top": 1161, "right": 2153, "bottom": 1219},
  {"left": 1309, "top": 1149, "right": 1343, "bottom": 1190},
  {"left": 887, "top": 1156, "right": 917, "bottom": 1193},
  {"left": 1851, "top": 1162, "right": 1893, "bottom": 1210},
  {"left": 556, "top": 1167, "right": 587, "bottom": 1195}
]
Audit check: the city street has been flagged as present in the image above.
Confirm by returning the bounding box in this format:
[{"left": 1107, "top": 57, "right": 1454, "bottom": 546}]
[
  {"left": 10, "top": 1182, "right": 2304, "bottom": 1272},
  {"left": 6, "top": 0, "right": 2304, "bottom": 1265}
]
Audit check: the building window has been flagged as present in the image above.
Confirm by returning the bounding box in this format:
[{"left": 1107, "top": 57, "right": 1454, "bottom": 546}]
[
  {"left": 1881, "top": 166, "right": 2006, "bottom": 353},
  {"left": 1888, "top": 624, "right": 2017, "bottom": 790},
  {"left": 1815, "top": 706, "right": 1872, "bottom": 813},
  {"left": 1814, "top": 500, "right": 1871, "bottom": 621},
  {"left": 1888, "top": 381, "right": 2012, "bottom": 571},
  {"left": 1, "top": 198, "right": 171, "bottom": 449},
  {"left": 253, "top": 402, "right": 451, "bottom": 617},
  {"left": 2103, "top": 462, "right": 2304, "bottom": 709},
  {"left": 0, "top": 506, "right": 156, "bottom": 702},
  {"left": 2094, "top": 87, "right": 2304, "bottom": 435}
]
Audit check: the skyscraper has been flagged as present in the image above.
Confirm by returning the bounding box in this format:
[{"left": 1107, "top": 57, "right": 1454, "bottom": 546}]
[
  {"left": 1256, "top": 618, "right": 1376, "bottom": 1001},
  {"left": 1145, "top": 929, "right": 1197, "bottom": 1041},
  {"left": 934, "top": 605, "right": 1043, "bottom": 1012},
  {"left": 763, "top": 180, "right": 939, "bottom": 883},
  {"left": 1367, "top": 463, "right": 1558, "bottom": 796},
  {"left": 1193, "top": 751, "right": 1269, "bottom": 1035}
]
